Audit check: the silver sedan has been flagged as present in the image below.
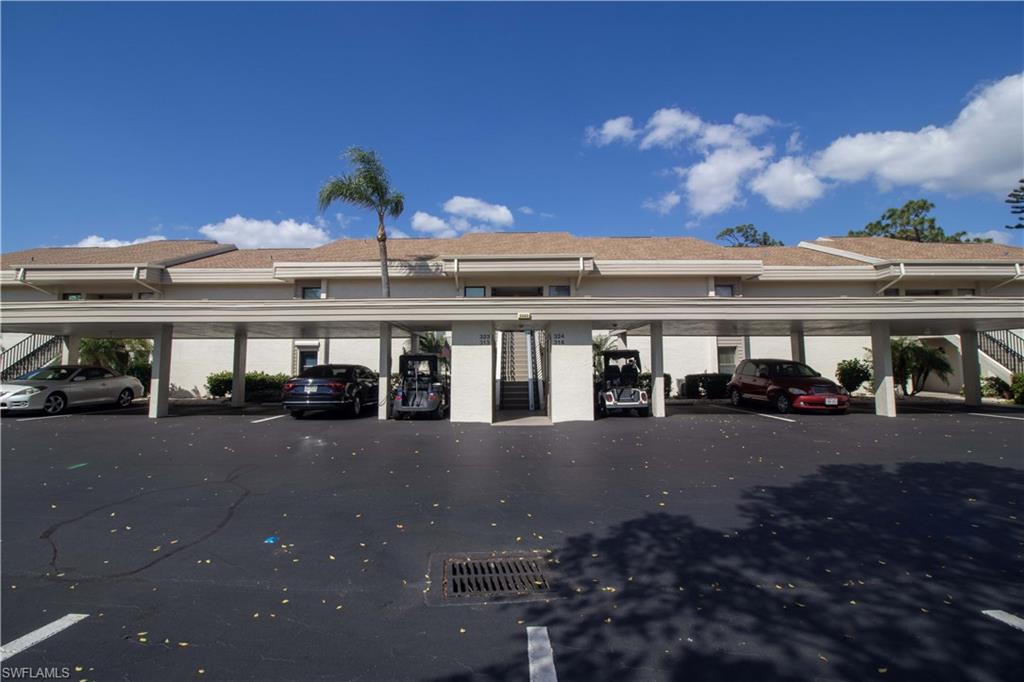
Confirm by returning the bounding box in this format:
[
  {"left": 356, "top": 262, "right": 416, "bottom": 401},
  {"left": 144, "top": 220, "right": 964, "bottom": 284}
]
[{"left": 0, "top": 365, "right": 145, "bottom": 415}]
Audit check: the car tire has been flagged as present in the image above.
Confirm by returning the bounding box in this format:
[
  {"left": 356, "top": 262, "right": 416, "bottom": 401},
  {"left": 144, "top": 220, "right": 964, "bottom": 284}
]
[
  {"left": 638, "top": 407, "right": 651, "bottom": 417},
  {"left": 117, "top": 388, "right": 134, "bottom": 408},
  {"left": 433, "top": 405, "right": 444, "bottom": 420},
  {"left": 43, "top": 392, "right": 67, "bottom": 415},
  {"left": 730, "top": 388, "right": 743, "bottom": 407},
  {"left": 290, "top": 410, "right": 304, "bottom": 419},
  {"left": 775, "top": 393, "right": 791, "bottom": 414},
  {"left": 350, "top": 395, "right": 362, "bottom": 418}
]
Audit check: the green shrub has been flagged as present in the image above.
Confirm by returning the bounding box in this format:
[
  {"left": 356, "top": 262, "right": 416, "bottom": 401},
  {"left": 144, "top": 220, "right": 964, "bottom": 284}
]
[
  {"left": 836, "top": 358, "right": 872, "bottom": 393},
  {"left": 683, "top": 373, "right": 731, "bottom": 399},
  {"left": 981, "top": 376, "right": 1011, "bottom": 399},
  {"left": 205, "top": 371, "right": 290, "bottom": 400},
  {"left": 1011, "top": 373, "right": 1024, "bottom": 405},
  {"left": 638, "top": 372, "right": 673, "bottom": 398},
  {"left": 126, "top": 361, "right": 151, "bottom": 390}
]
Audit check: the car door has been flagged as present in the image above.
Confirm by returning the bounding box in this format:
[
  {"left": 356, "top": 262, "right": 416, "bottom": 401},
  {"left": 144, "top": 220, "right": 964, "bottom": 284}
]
[
  {"left": 65, "top": 367, "right": 103, "bottom": 404},
  {"left": 749, "top": 362, "right": 771, "bottom": 401}
]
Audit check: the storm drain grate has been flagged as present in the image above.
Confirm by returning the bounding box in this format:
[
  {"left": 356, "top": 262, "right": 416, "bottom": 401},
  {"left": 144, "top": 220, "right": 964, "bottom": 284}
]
[{"left": 444, "top": 557, "right": 551, "bottom": 598}]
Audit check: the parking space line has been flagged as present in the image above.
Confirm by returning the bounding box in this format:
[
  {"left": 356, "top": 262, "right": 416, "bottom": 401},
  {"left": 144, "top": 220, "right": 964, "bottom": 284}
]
[
  {"left": 969, "top": 412, "right": 1024, "bottom": 422},
  {"left": 0, "top": 613, "right": 89, "bottom": 661},
  {"left": 982, "top": 609, "right": 1024, "bottom": 632},
  {"left": 14, "top": 415, "right": 70, "bottom": 423},
  {"left": 527, "top": 626, "right": 558, "bottom": 682},
  {"left": 250, "top": 414, "right": 288, "bottom": 424},
  {"left": 721, "top": 405, "right": 796, "bottom": 423}
]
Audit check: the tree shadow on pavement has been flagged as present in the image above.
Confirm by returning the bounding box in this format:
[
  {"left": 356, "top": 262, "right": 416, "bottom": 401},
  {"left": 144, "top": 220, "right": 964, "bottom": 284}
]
[{"left": 431, "top": 462, "right": 1024, "bottom": 682}]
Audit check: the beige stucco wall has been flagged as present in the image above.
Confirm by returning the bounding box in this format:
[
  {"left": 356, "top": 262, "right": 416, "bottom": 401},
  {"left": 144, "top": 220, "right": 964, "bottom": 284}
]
[
  {"left": 549, "top": 321, "right": 595, "bottom": 423},
  {"left": 579, "top": 276, "right": 708, "bottom": 297},
  {"left": 450, "top": 321, "right": 494, "bottom": 423}
]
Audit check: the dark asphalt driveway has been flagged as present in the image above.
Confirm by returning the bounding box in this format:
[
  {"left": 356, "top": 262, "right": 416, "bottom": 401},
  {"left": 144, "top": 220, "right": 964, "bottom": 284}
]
[{"left": 2, "top": 405, "right": 1022, "bottom": 681}]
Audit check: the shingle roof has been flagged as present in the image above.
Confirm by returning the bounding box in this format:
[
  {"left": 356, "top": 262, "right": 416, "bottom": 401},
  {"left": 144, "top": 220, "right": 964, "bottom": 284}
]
[
  {"left": 813, "top": 236, "right": 1024, "bottom": 262},
  {"left": 0, "top": 240, "right": 232, "bottom": 268},
  {"left": 286, "top": 232, "right": 863, "bottom": 263},
  {"left": 169, "top": 248, "right": 311, "bottom": 269}
]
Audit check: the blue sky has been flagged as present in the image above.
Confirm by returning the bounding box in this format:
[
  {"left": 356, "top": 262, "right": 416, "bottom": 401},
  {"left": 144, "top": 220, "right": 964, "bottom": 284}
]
[{"left": 3, "top": 2, "right": 1022, "bottom": 252}]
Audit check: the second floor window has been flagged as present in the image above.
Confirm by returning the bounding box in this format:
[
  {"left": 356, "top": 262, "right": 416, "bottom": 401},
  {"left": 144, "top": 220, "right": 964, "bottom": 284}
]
[
  {"left": 61, "top": 293, "right": 84, "bottom": 301},
  {"left": 714, "top": 285, "right": 735, "bottom": 297},
  {"left": 548, "top": 285, "right": 571, "bottom": 297},
  {"left": 464, "top": 286, "right": 486, "bottom": 297},
  {"left": 301, "top": 286, "right": 323, "bottom": 300}
]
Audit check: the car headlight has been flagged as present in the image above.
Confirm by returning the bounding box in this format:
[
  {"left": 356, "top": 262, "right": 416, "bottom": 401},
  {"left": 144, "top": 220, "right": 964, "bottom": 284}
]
[
  {"left": 22, "top": 387, "right": 44, "bottom": 396},
  {"left": 788, "top": 388, "right": 807, "bottom": 395}
]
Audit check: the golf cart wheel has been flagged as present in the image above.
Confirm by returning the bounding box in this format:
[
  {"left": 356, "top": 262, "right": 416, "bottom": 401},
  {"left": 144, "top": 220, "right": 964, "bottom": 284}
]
[
  {"left": 290, "top": 410, "right": 304, "bottom": 419},
  {"left": 730, "top": 388, "right": 743, "bottom": 407},
  {"left": 775, "top": 393, "right": 791, "bottom": 414},
  {"left": 43, "top": 392, "right": 67, "bottom": 415},
  {"left": 117, "top": 388, "right": 134, "bottom": 408}
]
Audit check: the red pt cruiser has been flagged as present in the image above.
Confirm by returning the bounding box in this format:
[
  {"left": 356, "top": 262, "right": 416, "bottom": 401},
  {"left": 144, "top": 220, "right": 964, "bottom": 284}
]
[{"left": 728, "top": 359, "right": 849, "bottom": 414}]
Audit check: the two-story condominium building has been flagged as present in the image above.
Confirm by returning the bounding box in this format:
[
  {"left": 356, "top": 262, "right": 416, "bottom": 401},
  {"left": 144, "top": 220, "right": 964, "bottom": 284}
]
[{"left": 2, "top": 232, "right": 1022, "bottom": 422}]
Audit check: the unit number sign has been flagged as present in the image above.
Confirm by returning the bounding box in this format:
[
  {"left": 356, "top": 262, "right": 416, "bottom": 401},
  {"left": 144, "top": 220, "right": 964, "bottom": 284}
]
[
  {"left": 479, "top": 333, "right": 491, "bottom": 345},
  {"left": 552, "top": 333, "right": 565, "bottom": 345}
]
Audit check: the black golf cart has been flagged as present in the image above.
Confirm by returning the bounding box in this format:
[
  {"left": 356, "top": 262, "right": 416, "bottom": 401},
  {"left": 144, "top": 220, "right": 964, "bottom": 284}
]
[{"left": 392, "top": 354, "right": 449, "bottom": 420}]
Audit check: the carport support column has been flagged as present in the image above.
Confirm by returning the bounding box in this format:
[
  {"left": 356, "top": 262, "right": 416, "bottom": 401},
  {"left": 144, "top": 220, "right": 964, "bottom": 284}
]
[
  {"left": 149, "top": 325, "right": 173, "bottom": 419},
  {"left": 789, "top": 331, "right": 806, "bottom": 364},
  {"left": 870, "top": 321, "right": 896, "bottom": 417},
  {"left": 650, "top": 322, "right": 666, "bottom": 417},
  {"left": 450, "top": 321, "right": 494, "bottom": 423},
  {"left": 61, "top": 334, "right": 80, "bottom": 365},
  {"left": 378, "top": 323, "right": 392, "bottom": 420},
  {"left": 549, "top": 321, "right": 595, "bottom": 423},
  {"left": 230, "top": 330, "right": 247, "bottom": 407},
  {"left": 960, "top": 331, "right": 982, "bottom": 407}
]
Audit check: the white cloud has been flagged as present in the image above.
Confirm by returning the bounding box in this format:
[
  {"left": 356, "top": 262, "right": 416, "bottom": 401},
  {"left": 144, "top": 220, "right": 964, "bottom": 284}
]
[
  {"left": 71, "top": 234, "right": 166, "bottom": 248},
  {"left": 442, "top": 196, "right": 514, "bottom": 227},
  {"left": 585, "top": 115, "right": 639, "bottom": 146},
  {"left": 785, "top": 131, "right": 803, "bottom": 154},
  {"left": 410, "top": 211, "right": 458, "bottom": 239},
  {"left": 642, "top": 191, "right": 682, "bottom": 215},
  {"left": 679, "top": 144, "right": 773, "bottom": 216},
  {"left": 964, "top": 229, "right": 1021, "bottom": 246},
  {"left": 750, "top": 156, "right": 827, "bottom": 210},
  {"left": 387, "top": 228, "right": 411, "bottom": 239},
  {"left": 814, "top": 73, "right": 1023, "bottom": 193},
  {"left": 518, "top": 206, "right": 535, "bottom": 215},
  {"left": 540, "top": 212, "right": 556, "bottom": 219},
  {"left": 639, "top": 108, "right": 703, "bottom": 150},
  {"left": 733, "top": 113, "right": 775, "bottom": 135},
  {"left": 197, "top": 215, "right": 331, "bottom": 248}
]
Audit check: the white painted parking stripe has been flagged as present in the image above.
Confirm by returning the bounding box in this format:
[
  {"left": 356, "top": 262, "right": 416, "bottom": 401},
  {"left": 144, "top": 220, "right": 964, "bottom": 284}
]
[
  {"left": 250, "top": 414, "right": 288, "bottom": 424},
  {"left": 527, "top": 626, "right": 558, "bottom": 682},
  {"left": 721, "top": 405, "right": 796, "bottom": 423},
  {"left": 969, "top": 412, "right": 1024, "bottom": 422},
  {"left": 14, "top": 414, "right": 70, "bottom": 423},
  {"left": 982, "top": 609, "right": 1024, "bottom": 632},
  {"left": 0, "top": 613, "right": 88, "bottom": 661}
]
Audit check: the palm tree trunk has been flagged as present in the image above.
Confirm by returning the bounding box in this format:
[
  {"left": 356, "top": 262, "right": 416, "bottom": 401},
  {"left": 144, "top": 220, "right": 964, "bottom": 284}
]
[{"left": 377, "top": 217, "right": 391, "bottom": 298}]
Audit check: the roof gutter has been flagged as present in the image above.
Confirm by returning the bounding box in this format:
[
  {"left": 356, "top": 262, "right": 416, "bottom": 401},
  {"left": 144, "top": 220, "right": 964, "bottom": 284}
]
[
  {"left": 987, "top": 262, "right": 1023, "bottom": 291},
  {"left": 875, "top": 262, "right": 906, "bottom": 295}
]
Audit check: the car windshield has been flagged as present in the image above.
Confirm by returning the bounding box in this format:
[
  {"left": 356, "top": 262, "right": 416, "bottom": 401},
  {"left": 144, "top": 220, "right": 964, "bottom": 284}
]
[
  {"left": 772, "top": 362, "right": 818, "bottom": 377},
  {"left": 299, "top": 366, "right": 355, "bottom": 380},
  {"left": 17, "top": 367, "right": 74, "bottom": 381}
]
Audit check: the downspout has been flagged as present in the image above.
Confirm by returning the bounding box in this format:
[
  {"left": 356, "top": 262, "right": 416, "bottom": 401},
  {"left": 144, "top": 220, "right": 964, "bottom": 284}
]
[
  {"left": 575, "top": 257, "right": 585, "bottom": 291},
  {"left": 133, "top": 267, "right": 162, "bottom": 296},
  {"left": 453, "top": 258, "right": 460, "bottom": 293},
  {"left": 16, "top": 268, "right": 53, "bottom": 296},
  {"left": 987, "top": 263, "right": 1023, "bottom": 291},
  {"left": 876, "top": 262, "right": 905, "bottom": 295}
]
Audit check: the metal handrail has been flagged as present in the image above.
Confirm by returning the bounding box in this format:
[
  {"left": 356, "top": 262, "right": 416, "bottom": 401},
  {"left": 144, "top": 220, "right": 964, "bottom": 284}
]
[
  {"left": 0, "top": 335, "right": 64, "bottom": 381},
  {"left": 978, "top": 330, "right": 1024, "bottom": 374}
]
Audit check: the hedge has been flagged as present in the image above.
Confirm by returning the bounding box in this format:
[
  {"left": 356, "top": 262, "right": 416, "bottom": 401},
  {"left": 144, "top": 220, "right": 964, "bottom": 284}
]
[
  {"left": 206, "top": 371, "right": 291, "bottom": 400},
  {"left": 637, "top": 372, "right": 674, "bottom": 398},
  {"left": 1011, "top": 372, "right": 1024, "bottom": 405},
  {"left": 683, "top": 373, "right": 732, "bottom": 399}
]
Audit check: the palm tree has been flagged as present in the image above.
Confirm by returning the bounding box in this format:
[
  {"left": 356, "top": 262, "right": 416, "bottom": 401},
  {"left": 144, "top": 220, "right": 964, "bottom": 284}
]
[
  {"left": 318, "top": 147, "right": 405, "bottom": 297},
  {"left": 592, "top": 333, "right": 618, "bottom": 374}
]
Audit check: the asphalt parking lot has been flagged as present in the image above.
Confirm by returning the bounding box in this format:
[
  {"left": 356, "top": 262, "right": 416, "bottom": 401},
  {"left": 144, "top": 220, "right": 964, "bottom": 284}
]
[{"left": 2, "top": 404, "right": 1023, "bottom": 681}]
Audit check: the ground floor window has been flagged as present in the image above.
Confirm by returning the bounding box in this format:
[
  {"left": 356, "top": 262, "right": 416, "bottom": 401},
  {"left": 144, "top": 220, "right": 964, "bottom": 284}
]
[
  {"left": 717, "top": 346, "right": 738, "bottom": 374},
  {"left": 298, "top": 349, "right": 318, "bottom": 371}
]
